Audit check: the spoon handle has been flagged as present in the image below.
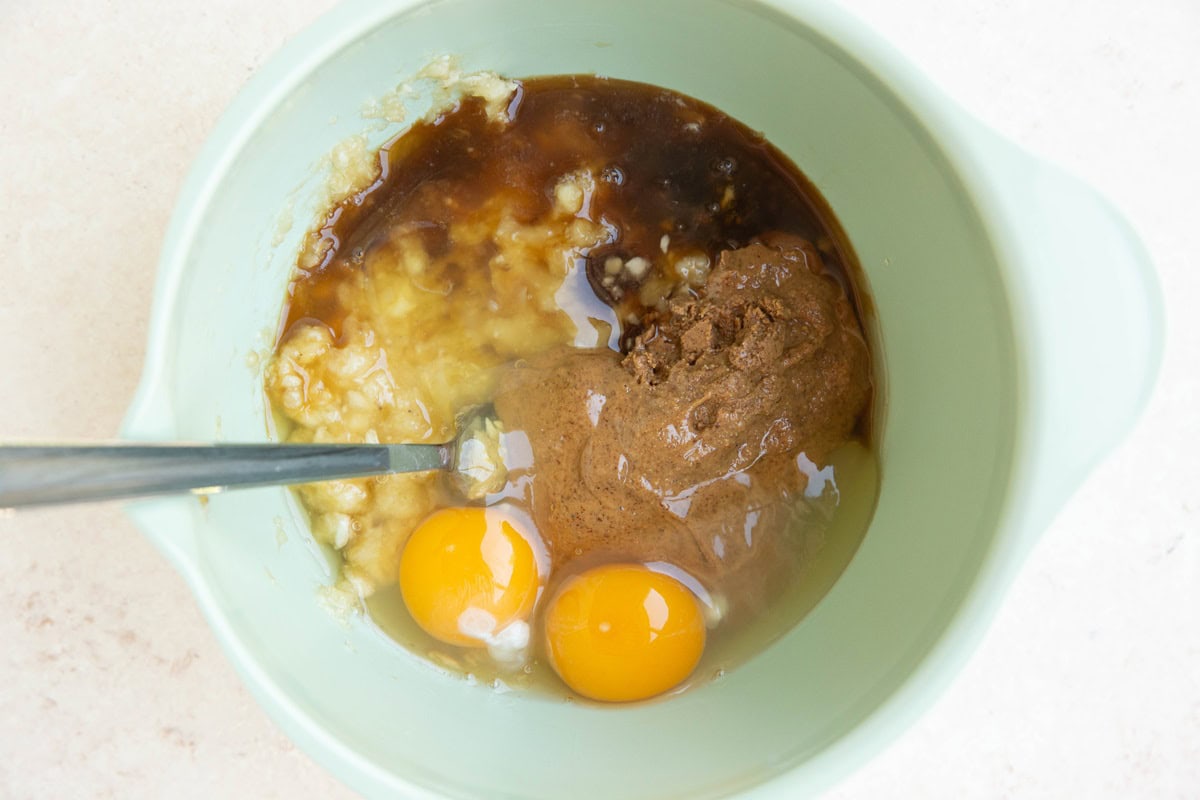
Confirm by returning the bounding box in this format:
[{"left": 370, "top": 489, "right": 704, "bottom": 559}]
[{"left": 0, "top": 443, "right": 451, "bottom": 509}]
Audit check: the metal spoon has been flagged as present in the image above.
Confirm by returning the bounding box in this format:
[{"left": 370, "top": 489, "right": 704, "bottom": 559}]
[{"left": 0, "top": 412, "right": 505, "bottom": 510}]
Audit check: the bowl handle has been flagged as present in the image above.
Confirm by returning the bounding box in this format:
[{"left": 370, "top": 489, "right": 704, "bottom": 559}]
[
  {"left": 122, "top": 497, "right": 204, "bottom": 580},
  {"left": 960, "top": 119, "right": 1165, "bottom": 524}
]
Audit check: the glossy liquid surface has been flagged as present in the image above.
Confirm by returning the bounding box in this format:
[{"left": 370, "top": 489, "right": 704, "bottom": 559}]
[{"left": 269, "top": 75, "right": 879, "bottom": 701}]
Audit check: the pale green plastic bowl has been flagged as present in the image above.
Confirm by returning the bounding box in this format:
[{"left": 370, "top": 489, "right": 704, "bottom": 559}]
[{"left": 121, "top": 0, "right": 1163, "bottom": 797}]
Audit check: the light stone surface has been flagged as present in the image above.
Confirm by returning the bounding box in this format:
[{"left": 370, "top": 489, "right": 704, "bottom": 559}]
[{"left": 1, "top": 1, "right": 1196, "bottom": 797}]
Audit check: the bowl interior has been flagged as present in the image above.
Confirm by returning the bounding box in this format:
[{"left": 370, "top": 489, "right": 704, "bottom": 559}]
[{"left": 129, "top": 0, "right": 1017, "bottom": 797}]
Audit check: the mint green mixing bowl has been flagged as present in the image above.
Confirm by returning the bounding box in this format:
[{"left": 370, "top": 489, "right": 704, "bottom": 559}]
[{"left": 120, "top": 0, "right": 1163, "bottom": 797}]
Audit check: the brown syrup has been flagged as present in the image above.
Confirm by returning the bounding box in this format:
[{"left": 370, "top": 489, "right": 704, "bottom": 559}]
[{"left": 283, "top": 75, "right": 864, "bottom": 348}]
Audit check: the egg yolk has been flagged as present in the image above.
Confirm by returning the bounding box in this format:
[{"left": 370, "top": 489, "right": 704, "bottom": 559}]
[
  {"left": 399, "top": 507, "right": 539, "bottom": 648},
  {"left": 543, "top": 564, "right": 707, "bottom": 702}
]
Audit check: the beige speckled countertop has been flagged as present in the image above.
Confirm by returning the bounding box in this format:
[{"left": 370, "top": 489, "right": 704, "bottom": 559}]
[{"left": 2, "top": 1, "right": 1197, "bottom": 797}]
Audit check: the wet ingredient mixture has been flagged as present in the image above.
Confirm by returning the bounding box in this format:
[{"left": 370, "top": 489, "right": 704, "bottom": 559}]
[{"left": 266, "top": 70, "right": 876, "bottom": 702}]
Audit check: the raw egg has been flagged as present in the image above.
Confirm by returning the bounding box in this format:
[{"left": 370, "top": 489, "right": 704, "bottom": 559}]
[
  {"left": 399, "top": 507, "right": 539, "bottom": 648},
  {"left": 543, "top": 564, "right": 707, "bottom": 702}
]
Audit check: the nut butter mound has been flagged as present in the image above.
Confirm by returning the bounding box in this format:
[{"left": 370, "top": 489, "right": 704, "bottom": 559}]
[{"left": 495, "top": 235, "right": 871, "bottom": 585}]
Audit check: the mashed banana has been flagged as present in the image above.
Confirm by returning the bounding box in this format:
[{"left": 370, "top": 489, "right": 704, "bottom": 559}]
[{"left": 267, "top": 178, "right": 606, "bottom": 596}]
